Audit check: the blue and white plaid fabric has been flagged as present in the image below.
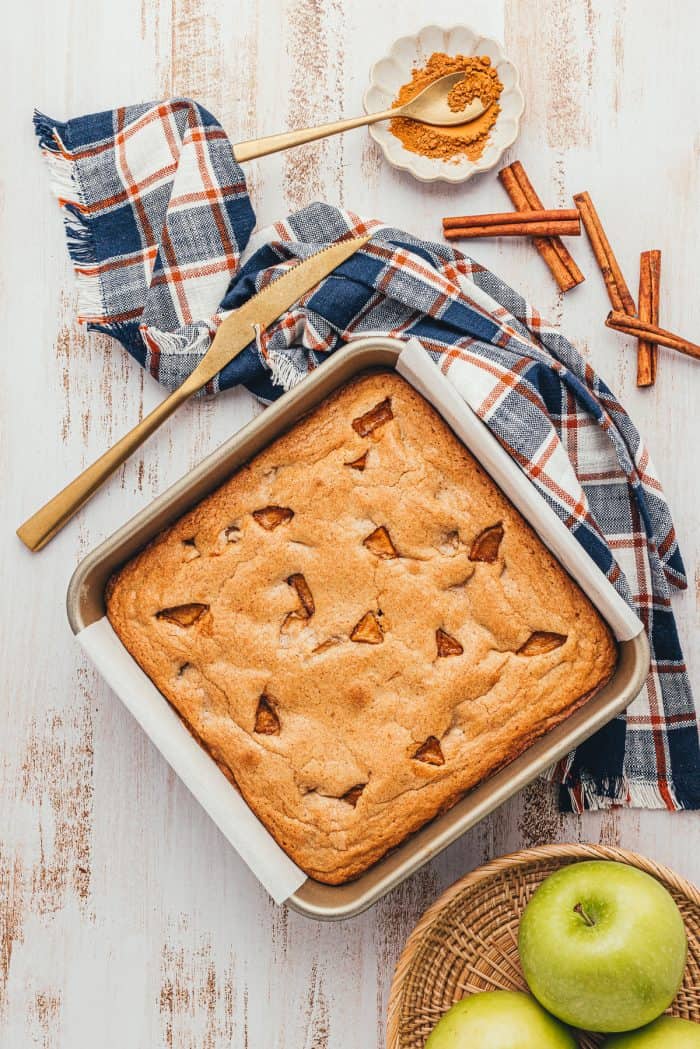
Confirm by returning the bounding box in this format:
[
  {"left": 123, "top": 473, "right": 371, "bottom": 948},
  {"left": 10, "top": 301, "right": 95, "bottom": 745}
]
[{"left": 35, "top": 98, "right": 699, "bottom": 812}]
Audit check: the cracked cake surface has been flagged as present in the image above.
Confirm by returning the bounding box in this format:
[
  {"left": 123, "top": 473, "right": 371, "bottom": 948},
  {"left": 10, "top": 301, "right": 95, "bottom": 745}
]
[{"left": 106, "top": 371, "right": 617, "bottom": 884}]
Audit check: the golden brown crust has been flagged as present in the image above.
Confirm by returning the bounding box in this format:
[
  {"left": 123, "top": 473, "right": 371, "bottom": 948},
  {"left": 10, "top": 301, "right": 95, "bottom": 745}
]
[{"left": 106, "top": 371, "right": 617, "bottom": 884}]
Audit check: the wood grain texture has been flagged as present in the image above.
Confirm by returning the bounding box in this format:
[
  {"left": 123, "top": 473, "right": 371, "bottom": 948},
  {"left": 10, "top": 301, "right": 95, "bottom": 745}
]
[{"left": 1, "top": 0, "right": 699, "bottom": 1046}]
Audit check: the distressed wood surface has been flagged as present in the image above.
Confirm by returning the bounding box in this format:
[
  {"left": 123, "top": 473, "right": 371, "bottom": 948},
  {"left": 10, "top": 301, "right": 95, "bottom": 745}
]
[{"left": 2, "top": 1, "right": 699, "bottom": 1045}]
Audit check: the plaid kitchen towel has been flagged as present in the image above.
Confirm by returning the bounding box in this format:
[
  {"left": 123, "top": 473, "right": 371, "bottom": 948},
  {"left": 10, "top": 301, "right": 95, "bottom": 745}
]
[{"left": 35, "top": 99, "right": 700, "bottom": 812}]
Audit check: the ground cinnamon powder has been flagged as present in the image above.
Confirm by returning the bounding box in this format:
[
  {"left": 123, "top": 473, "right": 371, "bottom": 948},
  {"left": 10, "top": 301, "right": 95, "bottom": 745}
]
[{"left": 390, "top": 52, "right": 503, "bottom": 162}]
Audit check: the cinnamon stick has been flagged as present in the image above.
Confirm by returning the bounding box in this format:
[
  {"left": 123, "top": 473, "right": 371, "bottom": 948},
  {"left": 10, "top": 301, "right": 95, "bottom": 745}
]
[
  {"left": 636, "top": 250, "right": 661, "bottom": 388},
  {"left": 574, "top": 191, "right": 636, "bottom": 315},
  {"left": 443, "top": 220, "right": 580, "bottom": 241},
  {"left": 443, "top": 209, "right": 579, "bottom": 230},
  {"left": 498, "top": 162, "right": 585, "bottom": 293},
  {"left": 606, "top": 311, "right": 700, "bottom": 363}
]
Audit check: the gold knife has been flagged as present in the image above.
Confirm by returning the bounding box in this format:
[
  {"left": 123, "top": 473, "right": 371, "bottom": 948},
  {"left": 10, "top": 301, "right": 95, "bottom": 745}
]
[{"left": 17, "top": 234, "right": 370, "bottom": 552}]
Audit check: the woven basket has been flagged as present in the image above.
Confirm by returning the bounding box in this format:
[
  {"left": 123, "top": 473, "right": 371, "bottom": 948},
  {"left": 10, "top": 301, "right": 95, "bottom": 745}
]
[{"left": 386, "top": 843, "right": 700, "bottom": 1049}]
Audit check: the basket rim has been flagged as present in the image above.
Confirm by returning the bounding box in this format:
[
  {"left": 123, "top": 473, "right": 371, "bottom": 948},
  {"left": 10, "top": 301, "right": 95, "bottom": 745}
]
[{"left": 386, "top": 842, "right": 700, "bottom": 1049}]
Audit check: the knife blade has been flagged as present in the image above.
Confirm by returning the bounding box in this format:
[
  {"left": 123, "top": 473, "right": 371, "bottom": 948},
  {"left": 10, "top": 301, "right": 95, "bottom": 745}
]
[
  {"left": 17, "top": 234, "right": 371, "bottom": 551},
  {"left": 186, "top": 233, "right": 370, "bottom": 391}
]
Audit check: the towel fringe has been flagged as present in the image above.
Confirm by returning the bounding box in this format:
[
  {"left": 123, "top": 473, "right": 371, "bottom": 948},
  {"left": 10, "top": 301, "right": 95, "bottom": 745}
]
[
  {"left": 34, "top": 111, "right": 105, "bottom": 323},
  {"left": 624, "top": 782, "right": 681, "bottom": 809},
  {"left": 141, "top": 325, "right": 212, "bottom": 358},
  {"left": 565, "top": 777, "right": 682, "bottom": 813},
  {"left": 266, "top": 347, "right": 305, "bottom": 391},
  {"left": 33, "top": 109, "right": 68, "bottom": 152}
]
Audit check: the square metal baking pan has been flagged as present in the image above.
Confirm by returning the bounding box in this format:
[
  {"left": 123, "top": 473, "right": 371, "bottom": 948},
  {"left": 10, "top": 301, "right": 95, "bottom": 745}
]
[{"left": 67, "top": 336, "right": 649, "bottom": 920}]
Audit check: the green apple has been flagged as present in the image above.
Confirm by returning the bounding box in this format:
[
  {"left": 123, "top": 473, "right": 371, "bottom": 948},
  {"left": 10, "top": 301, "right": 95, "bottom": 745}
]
[
  {"left": 424, "top": 990, "right": 576, "bottom": 1049},
  {"left": 601, "top": 1015, "right": 700, "bottom": 1047},
  {"left": 518, "top": 860, "right": 687, "bottom": 1033}
]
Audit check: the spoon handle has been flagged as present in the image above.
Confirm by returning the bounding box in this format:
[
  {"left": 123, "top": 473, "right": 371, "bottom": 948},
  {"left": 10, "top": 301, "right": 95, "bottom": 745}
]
[
  {"left": 16, "top": 384, "right": 192, "bottom": 552},
  {"left": 233, "top": 108, "right": 395, "bottom": 162}
]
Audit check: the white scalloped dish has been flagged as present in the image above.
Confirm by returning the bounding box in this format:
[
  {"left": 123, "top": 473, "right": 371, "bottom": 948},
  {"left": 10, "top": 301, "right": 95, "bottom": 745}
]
[{"left": 364, "top": 25, "right": 524, "bottom": 184}]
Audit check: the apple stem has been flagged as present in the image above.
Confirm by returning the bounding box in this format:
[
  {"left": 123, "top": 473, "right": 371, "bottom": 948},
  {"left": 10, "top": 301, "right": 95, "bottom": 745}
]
[{"left": 573, "top": 902, "right": 595, "bottom": 927}]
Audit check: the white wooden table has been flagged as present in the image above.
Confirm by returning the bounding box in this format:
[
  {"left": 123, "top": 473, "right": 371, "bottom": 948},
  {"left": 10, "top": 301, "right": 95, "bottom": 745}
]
[{"left": 2, "top": 1, "right": 699, "bottom": 1045}]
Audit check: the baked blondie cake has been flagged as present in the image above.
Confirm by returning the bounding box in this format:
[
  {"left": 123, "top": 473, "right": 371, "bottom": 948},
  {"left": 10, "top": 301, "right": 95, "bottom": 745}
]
[{"left": 106, "top": 371, "right": 617, "bottom": 884}]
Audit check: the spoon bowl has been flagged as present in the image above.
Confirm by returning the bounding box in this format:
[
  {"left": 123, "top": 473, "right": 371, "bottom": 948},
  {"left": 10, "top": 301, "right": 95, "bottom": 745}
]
[{"left": 396, "top": 71, "right": 487, "bottom": 125}]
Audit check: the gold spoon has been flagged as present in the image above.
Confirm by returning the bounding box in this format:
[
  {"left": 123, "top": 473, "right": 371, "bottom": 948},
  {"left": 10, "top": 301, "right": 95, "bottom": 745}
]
[{"left": 233, "top": 72, "right": 487, "bottom": 162}]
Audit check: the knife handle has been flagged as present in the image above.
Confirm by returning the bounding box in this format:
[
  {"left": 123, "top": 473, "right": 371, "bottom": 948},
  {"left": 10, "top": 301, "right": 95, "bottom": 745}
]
[{"left": 17, "top": 383, "right": 192, "bottom": 552}]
